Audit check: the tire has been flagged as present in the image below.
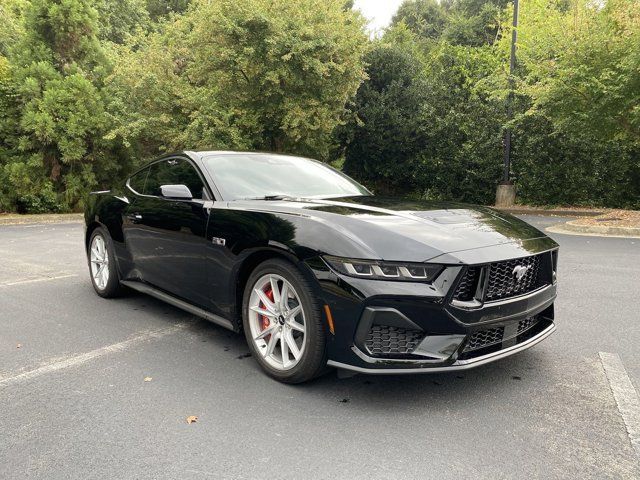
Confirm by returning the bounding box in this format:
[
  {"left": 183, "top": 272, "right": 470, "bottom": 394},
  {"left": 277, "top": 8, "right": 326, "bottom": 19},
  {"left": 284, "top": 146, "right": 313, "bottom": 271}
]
[
  {"left": 88, "top": 227, "right": 124, "bottom": 298},
  {"left": 242, "top": 258, "right": 327, "bottom": 384}
]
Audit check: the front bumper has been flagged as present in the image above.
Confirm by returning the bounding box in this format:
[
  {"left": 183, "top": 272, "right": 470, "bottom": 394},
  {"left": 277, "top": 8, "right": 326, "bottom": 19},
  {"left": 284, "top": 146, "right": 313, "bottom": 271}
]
[
  {"left": 307, "top": 254, "right": 557, "bottom": 374},
  {"left": 328, "top": 320, "right": 555, "bottom": 374}
]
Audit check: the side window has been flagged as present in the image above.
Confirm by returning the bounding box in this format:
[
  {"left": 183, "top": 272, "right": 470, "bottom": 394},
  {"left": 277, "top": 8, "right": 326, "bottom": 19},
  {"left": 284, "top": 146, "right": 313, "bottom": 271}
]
[
  {"left": 128, "top": 167, "right": 149, "bottom": 194},
  {"left": 144, "top": 158, "right": 207, "bottom": 200}
]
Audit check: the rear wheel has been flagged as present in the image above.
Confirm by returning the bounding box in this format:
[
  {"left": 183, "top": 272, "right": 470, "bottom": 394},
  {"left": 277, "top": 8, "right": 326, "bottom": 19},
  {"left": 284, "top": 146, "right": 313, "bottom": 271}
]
[
  {"left": 88, "top": 227, "right": 123, "bottom": 298},
  {"left": 242, "top": 259, "right": 326, "bottom": 383}
]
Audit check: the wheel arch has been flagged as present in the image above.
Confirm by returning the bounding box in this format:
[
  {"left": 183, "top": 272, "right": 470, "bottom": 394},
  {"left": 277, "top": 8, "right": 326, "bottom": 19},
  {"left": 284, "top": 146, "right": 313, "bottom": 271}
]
[
  {"left": 232, "top": 247, "right": 321, "bottom": 331},
  {"left": 85, "top": 219, "right": 128, "bottom": 282},
  {"left": 85, "top": 219, "right": 119, "bottom": 251},
  {"left": 85, "top": 221, "right": 103, "bottom": 251}
]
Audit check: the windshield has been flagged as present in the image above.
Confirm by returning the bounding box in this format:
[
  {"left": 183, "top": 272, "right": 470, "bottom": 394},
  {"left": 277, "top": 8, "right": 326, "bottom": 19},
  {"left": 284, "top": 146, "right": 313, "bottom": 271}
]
[{"left": 202, "top": 153, "right": 371, "bottom": 200}]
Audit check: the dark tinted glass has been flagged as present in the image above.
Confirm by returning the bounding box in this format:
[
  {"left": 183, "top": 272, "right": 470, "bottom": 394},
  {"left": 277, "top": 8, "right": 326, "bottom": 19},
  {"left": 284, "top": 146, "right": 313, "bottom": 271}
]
[
  {"left": 145, "top": 159, "right": 206, "bottom": 199},
  {"left": 202, "top": 154, "right": 370, "bottom": 200},
  {"left": 128, "top": 168, "right": 149, "bottom": 194}
]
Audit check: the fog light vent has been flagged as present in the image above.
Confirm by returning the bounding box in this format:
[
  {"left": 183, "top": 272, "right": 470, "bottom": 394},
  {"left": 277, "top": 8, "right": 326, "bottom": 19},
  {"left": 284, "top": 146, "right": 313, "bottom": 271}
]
[
  {"left": 364, "top": 325, "right": 425, "bottom": 356},
  {"left": 463, "top": 326, "right": 504, "bottom": 352}
]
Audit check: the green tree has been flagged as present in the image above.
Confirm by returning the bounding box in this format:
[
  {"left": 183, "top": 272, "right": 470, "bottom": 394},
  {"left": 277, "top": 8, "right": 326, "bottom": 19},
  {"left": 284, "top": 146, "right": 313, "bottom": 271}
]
[
  {"left": 145, "top": 0, "right": 189, "bottom": 22},
  {"left": 342, "top": 35, "right": 505, "bottom": 203},
  {"left": 342, "top": 42, "right": 429, "bottom": 192},
  {"left": 414, "top": 43, "right": 505, "bottom": 203},
  {"left": 107, "top": 0, "right": 369, "bottom": 162},
  {"left": 442, "top": 0, "right": 510, "bottom": 46},
  {"left": 392, "top": 0, "right": 509, "bottom": 46},
  {"left": 188, "top": 0, "right": 369, "bottom": 157},
  {"left": 1, "top": 0, "right": 125, "bottom": 212},
  {"left": 510, "top": 0, "right": 640, "bottom": 146},
  {"left": 0, "top": 0, "right": 28, "bottom": 56},
  {"left": 96, "top": 0, "right": 150, "bottom": 44},
  {"left": 392, "top": 0, "right": 449, "bottom": 41},
  {"left": 502, "top": 0, "right": 640, "bottom": 208}
]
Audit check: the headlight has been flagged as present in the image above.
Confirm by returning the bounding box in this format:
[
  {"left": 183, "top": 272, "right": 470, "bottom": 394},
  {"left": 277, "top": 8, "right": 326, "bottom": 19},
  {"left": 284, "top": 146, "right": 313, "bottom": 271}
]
[{"left": 323, "top": 256, "right": 443, "bottom": 282}]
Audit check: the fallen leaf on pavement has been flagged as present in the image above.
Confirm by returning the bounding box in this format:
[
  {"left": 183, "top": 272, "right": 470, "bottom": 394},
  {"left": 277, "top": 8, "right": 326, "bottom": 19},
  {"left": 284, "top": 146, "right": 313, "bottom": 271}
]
[
  {"left": 144, "top": 377, "right": 152, "bottom": 382},
  {"left": 16, "top": 343, "right": 22, "bottom": 349},
  {"left": 186, "top": 416, "right": 198, "bottom": 424}
]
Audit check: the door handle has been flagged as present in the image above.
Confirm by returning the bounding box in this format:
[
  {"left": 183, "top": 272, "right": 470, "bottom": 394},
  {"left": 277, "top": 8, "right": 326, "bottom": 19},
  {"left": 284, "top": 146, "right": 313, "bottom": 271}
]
[{"left": 126, "top": 213, "right": 143, "bottom": 223}]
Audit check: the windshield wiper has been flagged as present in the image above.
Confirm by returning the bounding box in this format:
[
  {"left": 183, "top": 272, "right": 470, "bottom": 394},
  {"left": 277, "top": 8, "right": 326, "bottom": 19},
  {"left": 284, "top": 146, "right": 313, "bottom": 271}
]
[{"left": 242, "top": 194, "right": 293, "bottom": 201}]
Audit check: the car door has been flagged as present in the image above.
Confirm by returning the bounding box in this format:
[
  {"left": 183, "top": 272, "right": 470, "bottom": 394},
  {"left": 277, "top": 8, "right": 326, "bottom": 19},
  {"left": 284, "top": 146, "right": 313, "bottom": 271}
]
[{"left": 123, "top": 157, "right": 212, "bottom": 308}]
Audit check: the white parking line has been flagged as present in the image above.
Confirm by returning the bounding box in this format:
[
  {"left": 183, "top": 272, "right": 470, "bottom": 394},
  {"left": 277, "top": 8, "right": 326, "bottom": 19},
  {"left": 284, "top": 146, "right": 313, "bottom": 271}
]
[
  {"left": 0, "top": 323, "right": 191, "bottom": 388},
  {"left": 0, "top": 274, "right": 78, "bottom": 287},
  {"left": 599, "top": 352, "right": 640, "bottom": 458}
]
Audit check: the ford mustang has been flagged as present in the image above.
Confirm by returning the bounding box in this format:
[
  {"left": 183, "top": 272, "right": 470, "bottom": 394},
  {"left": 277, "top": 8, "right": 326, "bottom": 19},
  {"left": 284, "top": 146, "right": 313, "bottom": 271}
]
[{"left": 84, "top": 151, "right": 558, "bottom": 383}]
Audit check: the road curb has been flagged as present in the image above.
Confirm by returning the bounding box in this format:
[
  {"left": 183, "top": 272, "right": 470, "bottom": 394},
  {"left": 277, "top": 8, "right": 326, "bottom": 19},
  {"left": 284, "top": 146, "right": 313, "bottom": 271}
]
[
  {"left": 0, "top": 213, "right": 83, "bottom": 226},
  {"left": 493, "top": 207, "right": 605, "bottom": 217},
  {"left": 563, "top": 220, "right": 640, "bottom": 237},
  {"left": 547, "top": 222, "right": 640, "bottom": 239}
]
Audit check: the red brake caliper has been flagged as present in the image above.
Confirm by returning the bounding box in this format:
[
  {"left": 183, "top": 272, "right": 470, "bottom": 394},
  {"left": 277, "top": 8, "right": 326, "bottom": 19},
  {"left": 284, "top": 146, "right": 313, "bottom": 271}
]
[{"left": 260, "top": 288, "right": 275, "bottom": 333}]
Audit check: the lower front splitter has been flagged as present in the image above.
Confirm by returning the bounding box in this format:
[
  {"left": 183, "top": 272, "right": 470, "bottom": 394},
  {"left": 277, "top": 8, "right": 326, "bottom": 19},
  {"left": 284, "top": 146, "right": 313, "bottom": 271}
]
[{"left": 327, "top": 322, "right": 556, "bottom": 374}]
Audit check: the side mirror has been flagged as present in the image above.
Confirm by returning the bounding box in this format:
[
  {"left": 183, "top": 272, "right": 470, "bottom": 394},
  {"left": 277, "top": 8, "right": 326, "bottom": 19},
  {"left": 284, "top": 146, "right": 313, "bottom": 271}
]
[{"left": 160, "top": 184, "right": 193, "bottom": 200}]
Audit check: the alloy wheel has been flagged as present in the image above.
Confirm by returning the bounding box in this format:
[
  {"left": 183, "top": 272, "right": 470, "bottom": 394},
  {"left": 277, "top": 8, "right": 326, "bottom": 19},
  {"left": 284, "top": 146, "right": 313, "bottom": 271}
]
[
  {"left": 247, "top": 274, "right": 306, "bottom": 371},
  {"left": 90, "top": 234, "right": 110, "bottom": 290}
]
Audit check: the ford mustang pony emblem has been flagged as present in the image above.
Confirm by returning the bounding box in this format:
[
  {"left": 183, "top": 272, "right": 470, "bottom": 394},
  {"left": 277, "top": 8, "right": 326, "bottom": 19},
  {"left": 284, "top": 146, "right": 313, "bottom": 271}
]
[{"left": 512, "top": 265, "right": 529, "bottom": 282}]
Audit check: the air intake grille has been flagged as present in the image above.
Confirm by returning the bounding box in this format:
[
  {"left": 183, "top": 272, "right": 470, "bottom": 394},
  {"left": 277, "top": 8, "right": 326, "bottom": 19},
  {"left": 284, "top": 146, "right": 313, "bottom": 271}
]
[
  {"left": 453, "top": 267, "right": 480, "bottom": 301},
  {"left": 364, "top": 325, "right": 425, "bottom": 356},
  {"left": 517, "top": 316, "right": 538, "bottom": 334},
  {"left": 463, "top": 326, "right": 504, "bottom": 352},
  {"left": 485, "top": 255, "right": 542, "bottom": 301}
]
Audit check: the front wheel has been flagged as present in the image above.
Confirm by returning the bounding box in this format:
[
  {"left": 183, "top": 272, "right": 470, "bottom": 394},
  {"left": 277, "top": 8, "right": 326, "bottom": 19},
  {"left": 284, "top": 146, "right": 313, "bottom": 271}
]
[{"left": 242, "top": 259, "right": 327, "bottom": 383}]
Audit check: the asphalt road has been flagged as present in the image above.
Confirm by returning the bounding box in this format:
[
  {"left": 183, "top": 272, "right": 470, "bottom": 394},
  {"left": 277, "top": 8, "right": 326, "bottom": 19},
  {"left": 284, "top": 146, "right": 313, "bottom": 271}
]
[{"left": 1, "top": 215, "right": 639, "bottom": 479}]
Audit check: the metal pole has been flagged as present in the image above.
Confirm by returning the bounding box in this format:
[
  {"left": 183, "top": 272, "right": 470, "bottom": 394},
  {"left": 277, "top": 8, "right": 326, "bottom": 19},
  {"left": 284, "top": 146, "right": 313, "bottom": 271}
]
[{"left": 503, "top": 0, "right": 519, "bottom": 183}]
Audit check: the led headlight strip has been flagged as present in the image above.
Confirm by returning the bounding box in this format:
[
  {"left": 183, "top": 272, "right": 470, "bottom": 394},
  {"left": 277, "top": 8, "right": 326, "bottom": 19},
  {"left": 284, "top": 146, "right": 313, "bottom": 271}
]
[{"left": 323, "top": 256, "right": 443, "bottom": 282}]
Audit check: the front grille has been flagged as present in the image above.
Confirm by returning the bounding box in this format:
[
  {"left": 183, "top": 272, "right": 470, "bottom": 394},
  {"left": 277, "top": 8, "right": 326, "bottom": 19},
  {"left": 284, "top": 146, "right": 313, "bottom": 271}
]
[
  {"left": 364, "top": 325, "right": 425, "bottom": 356},
  {"left": 452, "top": 254, "right": 546, "bottom": 304},
  {"left": 485, "top": 255, "right": 543, "bottom": 301},
  {"left": 463, "top": 326, "right": 504, "bottom": 352}
]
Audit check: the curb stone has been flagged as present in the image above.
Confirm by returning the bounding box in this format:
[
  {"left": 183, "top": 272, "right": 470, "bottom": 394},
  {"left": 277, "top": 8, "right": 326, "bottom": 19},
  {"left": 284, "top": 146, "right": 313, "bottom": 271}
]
[
  {"left": 562, "top": 220, "right": 640, "bottom": 237},
  {"left": 493, "top": 207, "right": 605, "bottom": 217},
  {"left": 0, "top": 213, "right": 83, "bottom": 226},
  {"left": 547, "top": 221, "right": 640, "bottom": 239}
]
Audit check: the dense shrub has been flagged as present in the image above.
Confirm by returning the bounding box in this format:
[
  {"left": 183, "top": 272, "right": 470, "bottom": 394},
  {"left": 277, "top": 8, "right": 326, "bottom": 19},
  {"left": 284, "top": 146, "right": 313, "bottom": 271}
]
[{"left": 0, "top": 0, "right": 637, "bottom": 212}]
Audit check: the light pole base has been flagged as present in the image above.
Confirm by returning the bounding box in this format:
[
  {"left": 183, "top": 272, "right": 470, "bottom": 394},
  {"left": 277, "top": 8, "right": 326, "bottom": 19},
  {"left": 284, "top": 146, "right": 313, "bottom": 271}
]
[{"left": 495, "top": 183, "right": 516, "bottom": 207}]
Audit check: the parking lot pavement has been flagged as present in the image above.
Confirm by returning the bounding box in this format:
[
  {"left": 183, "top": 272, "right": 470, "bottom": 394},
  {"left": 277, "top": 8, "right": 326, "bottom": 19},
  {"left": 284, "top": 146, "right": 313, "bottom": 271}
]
[{"left": 1, "top": 218, "right": 639, "bottom": 479}]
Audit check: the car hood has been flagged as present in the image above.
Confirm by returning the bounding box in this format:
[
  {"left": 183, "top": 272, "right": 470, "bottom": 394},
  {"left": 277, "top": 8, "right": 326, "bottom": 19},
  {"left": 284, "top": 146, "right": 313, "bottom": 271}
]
[{"left": 229, "top": 196, "right": 556, "bottom": 263}]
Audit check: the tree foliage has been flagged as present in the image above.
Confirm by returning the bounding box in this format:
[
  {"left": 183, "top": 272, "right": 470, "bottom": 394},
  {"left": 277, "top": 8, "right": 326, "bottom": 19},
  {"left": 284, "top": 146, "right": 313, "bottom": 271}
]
[
  {"left": 506, "top": 0, "right": 640, "bottom": 206},
  {"left": 343, "top": 38, "right": 506, "bottom": 203},
  {"left": 342, "top": 0, "right": 639, "bottom": 208},
  {"left": 512, "top": 0, "right": 640, "bottom": 146},
  {"left": 0, "top": 0, "right": 638, "bottom": 212},
  {"left": 0, "top": 0, "right": 368, "bottom": 211},
  {"left": 105, "top": 0, "right": 368, "bottom": 165},
  {"left": 1, "top": 0, "right": 112, "bottom": 212},
  {"left": 342, "top": 43, "right": 428, "bottom": 192},
  {"left": 392, "top": 0, "right": 510, "bottom": 46}
]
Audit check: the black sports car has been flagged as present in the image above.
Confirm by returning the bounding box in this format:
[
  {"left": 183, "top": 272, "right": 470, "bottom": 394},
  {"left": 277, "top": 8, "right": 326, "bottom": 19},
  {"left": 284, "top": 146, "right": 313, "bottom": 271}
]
[{"left": 85, "top": 151, "right": 558, "bottom": 383}]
